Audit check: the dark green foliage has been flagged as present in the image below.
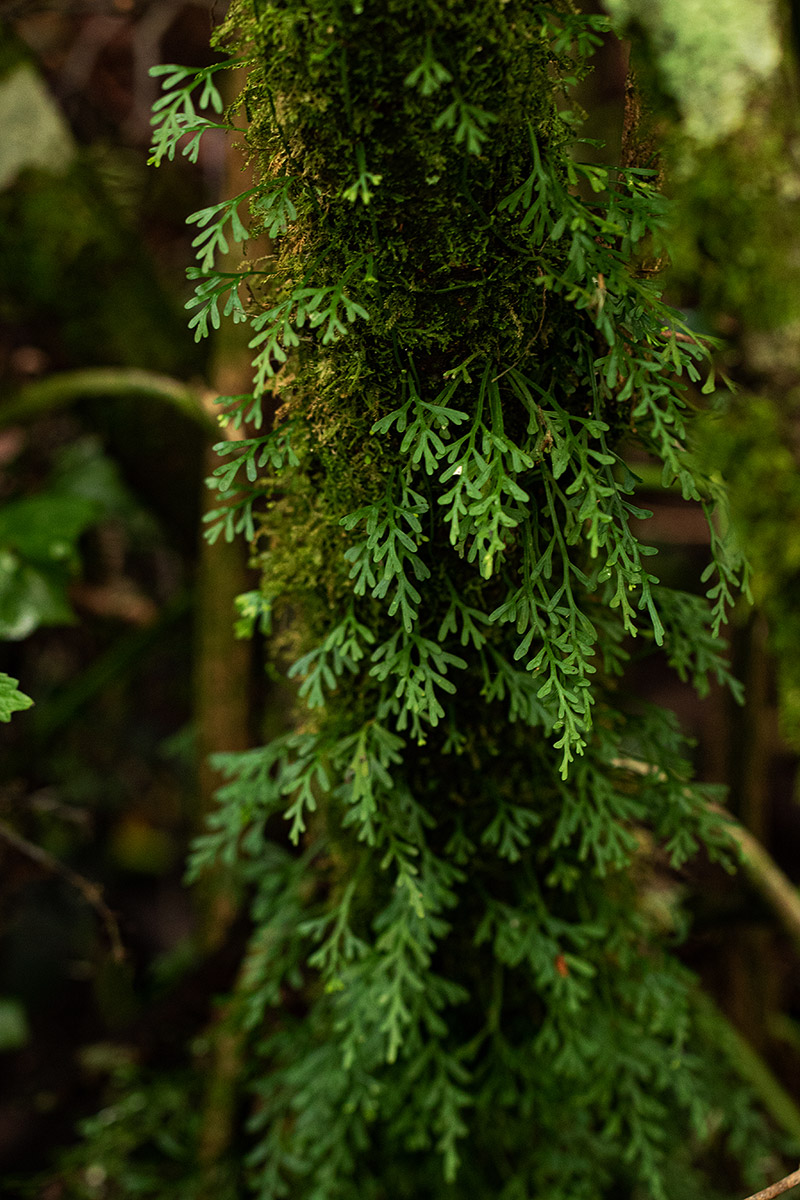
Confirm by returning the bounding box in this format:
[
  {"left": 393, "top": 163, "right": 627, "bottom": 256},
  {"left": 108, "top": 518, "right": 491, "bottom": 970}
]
[
  {"left": 18, "top": 1065, "right": 240, "bottom": 1200},
  {"left": 698, "top": 391, "right": 800, "bottom": 749},
  {"left": 145, "top": 3, "right": 776, "bottom": 1197},
  {"left": 0, "top": 438, "right": 143, "bottom": 641},
  {"left": 0, "top": 30, "right": 200, "bottom": 377},
  {"left": 0, "top": 163, "right": 195, "bottom": 374}
]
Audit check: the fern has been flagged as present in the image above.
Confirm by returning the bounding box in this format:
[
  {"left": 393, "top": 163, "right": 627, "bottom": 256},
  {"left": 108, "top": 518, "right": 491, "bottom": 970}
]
[
  {"left": 148, "top": 60, "right": 243, "bottom": 166},
  {"left": 148, "top": 3, "right": 771, "bottom": 1198}
]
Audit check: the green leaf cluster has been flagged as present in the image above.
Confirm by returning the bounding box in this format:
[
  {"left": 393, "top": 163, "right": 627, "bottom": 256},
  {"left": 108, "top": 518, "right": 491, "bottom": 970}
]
[
  {"left": 0, "top": 672, "right": 33, "bottom": 722},
  {"left": 0, "top": 437, "right": 144, "bottom": 641}
]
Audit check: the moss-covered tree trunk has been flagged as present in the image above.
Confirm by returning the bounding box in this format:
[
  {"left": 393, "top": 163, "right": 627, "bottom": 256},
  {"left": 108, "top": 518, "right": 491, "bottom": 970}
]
[{"left": 151, "top": 4, "right": 785, "bottom": 1197}]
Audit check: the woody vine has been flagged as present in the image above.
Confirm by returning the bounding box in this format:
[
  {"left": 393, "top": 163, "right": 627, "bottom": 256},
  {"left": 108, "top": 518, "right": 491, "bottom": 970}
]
[{"left": 146, "top": 3, "right": 782, "bottom": 1197}]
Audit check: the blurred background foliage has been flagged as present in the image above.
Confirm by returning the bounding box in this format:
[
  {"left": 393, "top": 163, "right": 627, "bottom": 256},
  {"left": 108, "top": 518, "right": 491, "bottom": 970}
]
[
  {"left": 0, "top": 3, "right": 254, "bottom": 1191},
  {"left": 3, "top": 1, "right": 800, "bottom": 1197}
]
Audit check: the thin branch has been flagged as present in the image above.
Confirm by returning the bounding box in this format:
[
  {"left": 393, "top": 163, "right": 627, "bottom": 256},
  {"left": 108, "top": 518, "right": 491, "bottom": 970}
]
[
  {"left": 743, "top": 1167, "right": 800, "bottom": 1200},
  {"left": 707, "top": 800, "right": 800, "bottom": 957},
  {"left": 0, "top": 367, "right": 216, "bottom": 434},
  {"left": 693, "top": 992, "right": 800, "bottom": 1144},
  {"left": 0, "top": 818, "right": 125, "bottom": 964},
  {"left": 613, "top": 757, "right": 800, "bottom": 959},
  {"left": 1, "top": 367, "right": 253, "bottom": 444}
]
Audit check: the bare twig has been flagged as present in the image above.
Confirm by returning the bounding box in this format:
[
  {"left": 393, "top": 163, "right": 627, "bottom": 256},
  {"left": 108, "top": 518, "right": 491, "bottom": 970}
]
[
  {"left": 0, "top": 367, "right": 216, "bottom": 434},
  {"left": 0, "top": 818, "right": 125, "bottom": 963},
  {"left": 0, "top": 367, "right": 252, "bottom": 446},
  {"left": 743, "top": 1167, "right": 800, "bottom": 1200}
]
